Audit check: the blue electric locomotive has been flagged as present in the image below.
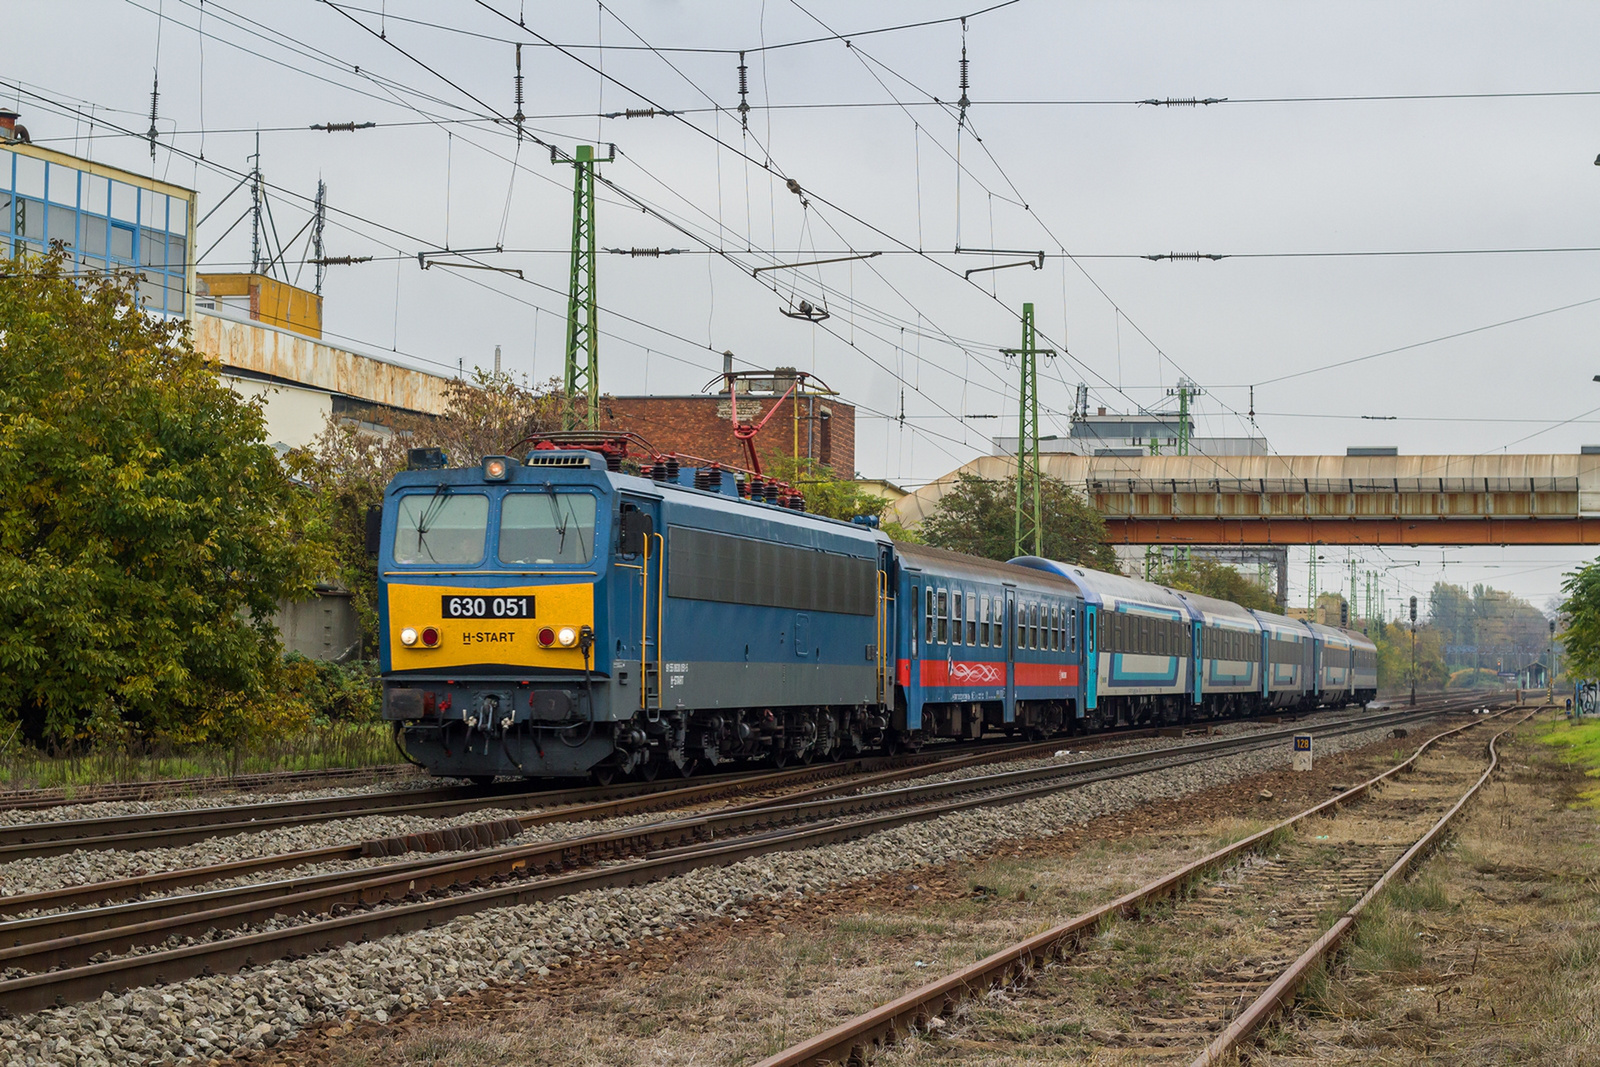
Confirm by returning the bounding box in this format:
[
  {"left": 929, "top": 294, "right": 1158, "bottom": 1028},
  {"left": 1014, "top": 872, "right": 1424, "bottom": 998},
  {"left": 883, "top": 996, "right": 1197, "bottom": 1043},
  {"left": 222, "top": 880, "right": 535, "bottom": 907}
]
[{"left": 377, "top": 445, "right": 1378, "bottom": 781}]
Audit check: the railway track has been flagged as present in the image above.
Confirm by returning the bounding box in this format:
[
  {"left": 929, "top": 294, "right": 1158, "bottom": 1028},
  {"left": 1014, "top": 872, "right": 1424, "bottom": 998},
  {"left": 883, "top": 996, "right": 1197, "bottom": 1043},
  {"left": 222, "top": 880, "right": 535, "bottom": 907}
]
[
  {"left": 0, "top": 697, "right": 1497, "bottom": 1014},
  {"left": 0, "top": 731, "right": 1167, "bottom": 868},
  {"left": 753, "top": 702, "right": 1535, "bottom": 1067},
  {"left": 0, "top": 691, "right": 1482, "bottom": 863},
  {"left": 0, "top": 764, "right": 419, "bottom": 814}
]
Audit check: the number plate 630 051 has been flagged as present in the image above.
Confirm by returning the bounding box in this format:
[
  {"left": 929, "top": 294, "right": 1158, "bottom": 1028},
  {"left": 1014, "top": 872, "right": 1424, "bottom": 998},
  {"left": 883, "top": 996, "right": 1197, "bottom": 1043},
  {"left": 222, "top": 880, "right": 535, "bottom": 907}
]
[{"left": 441, "top": 595, "right": 535, "bottom": 619}]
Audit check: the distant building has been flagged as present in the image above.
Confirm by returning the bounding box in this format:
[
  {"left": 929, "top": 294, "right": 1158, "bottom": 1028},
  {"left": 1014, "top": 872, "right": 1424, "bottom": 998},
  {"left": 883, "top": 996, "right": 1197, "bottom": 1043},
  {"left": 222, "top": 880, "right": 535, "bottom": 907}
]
[
  {"left": 602, "top": 386, "right": 856, "bottom": 475},
  {"left": 198, "top": 272, "right": 323, "bottom": 339},
  {"left": 1, "top": 110, "right": 194, "bottom": 318},
  {"left": 992, "top": 405, "right": 1267, "bottom": 458}
]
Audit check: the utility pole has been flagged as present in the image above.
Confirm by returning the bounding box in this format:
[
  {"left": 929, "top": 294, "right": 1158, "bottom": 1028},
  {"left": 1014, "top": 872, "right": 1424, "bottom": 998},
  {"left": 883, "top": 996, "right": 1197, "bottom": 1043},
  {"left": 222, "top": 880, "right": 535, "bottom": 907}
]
[
  {"left": 311, "top": 179, "right": 327, "bottom": 296},
  {"left": 1548, "top": 617, "right": 1556, "bottom": 704},
  {"left": 249, "top": 132, "right": 264, "bottom": 275},
  {"left": 1308, "top": 551, "right": 1318, "bottom": 612},
  {"left": 1001, "top": 302, "right": 1054, "bottom": 558},
  {"left": 1349, "top": 559, "right": 1358, "bottom": 623},
  {"left": 554, "top": 143, "right": 613, "bottom": 430}
]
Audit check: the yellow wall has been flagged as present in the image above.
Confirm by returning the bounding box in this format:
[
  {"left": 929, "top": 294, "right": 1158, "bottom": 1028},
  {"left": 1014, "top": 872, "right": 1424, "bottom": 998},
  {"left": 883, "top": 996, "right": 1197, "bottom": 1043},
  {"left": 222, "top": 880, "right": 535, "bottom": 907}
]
[{"left": 198, "top": 273, "right": 322, "bottom": 338}]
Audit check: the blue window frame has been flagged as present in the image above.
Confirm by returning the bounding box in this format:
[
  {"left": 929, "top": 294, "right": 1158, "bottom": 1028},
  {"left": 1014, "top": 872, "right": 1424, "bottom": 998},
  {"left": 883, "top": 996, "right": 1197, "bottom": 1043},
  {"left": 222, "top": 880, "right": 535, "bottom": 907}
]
[{"left": 0, "top": 147, "right": 190, "bottom": 315}]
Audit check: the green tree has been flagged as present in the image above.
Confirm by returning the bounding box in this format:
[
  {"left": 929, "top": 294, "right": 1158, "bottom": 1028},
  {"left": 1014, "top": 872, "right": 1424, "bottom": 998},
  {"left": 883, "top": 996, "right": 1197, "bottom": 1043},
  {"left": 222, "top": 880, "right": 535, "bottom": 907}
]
[
  {"left": 0, "top": 254, "right": 326, "bottom": 745},
  {"left": 1371, "top": 619, "right": 1448, "bottom": 692},
  {"left": 1559, "top": 558, "right": 1600, "bottom": 680},
  {"left": 1154, "top": 557, "right": 1277, "bottom": 612},
  {"left": 288, "top": 370, "right": 562, "bottom": 653},
  {"left": 919, "top": 472, "right": 1118, "bottom": 571},
  {"left": 761, "top": 456, "right": 888, "bottom": 522}
]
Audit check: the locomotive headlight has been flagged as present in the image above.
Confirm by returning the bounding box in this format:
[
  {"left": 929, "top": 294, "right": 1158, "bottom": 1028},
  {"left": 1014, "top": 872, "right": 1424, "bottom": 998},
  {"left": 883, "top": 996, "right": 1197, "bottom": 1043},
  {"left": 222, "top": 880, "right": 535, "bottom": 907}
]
[
  {"left": 400, "top": 627, "right": 419, "bottom": 647},
  {"left": 482, "top": 455, "right": 513, "bottom": 481},
  {"left": 557, "top": 626, "right": 578, "bottom": 648}
]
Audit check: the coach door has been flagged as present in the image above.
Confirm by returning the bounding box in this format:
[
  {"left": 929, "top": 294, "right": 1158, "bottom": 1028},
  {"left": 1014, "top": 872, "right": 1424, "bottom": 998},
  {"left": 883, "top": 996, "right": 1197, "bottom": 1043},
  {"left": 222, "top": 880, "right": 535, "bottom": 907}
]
[
  {"left": 876, "top": 545, "right": 894, "bottom": 705},
  {"left": 1082, "top": 603, "right": 1098, "bottom": 711},
  {"left": 1004, "top": 587, "right": 1018, "bottom": 718}
]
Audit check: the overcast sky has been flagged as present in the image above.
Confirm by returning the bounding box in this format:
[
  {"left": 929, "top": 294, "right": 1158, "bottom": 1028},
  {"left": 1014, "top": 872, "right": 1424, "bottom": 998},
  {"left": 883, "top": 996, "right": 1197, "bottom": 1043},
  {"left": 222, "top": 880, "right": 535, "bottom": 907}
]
[{"left": 9, "top": 1, "right": 1600, "bottom": 621}]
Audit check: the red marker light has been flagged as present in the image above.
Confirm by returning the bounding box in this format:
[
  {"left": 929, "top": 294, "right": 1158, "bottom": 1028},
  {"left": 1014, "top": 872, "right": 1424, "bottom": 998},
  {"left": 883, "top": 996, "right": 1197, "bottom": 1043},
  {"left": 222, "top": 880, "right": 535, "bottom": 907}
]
[
  {"left": 538, "top": 627, "right": 556, "bottom": 647},
  {"left": 421, "top": 626, "right": 441, "bottom": 647}
]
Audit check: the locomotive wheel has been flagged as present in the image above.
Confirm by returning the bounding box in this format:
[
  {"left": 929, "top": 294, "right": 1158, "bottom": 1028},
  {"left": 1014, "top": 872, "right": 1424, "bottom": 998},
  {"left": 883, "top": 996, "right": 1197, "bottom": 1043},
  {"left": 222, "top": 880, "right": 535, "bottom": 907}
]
[
  {"left": 635, "top": 759, "right": 659, "bottom": 782},
  {"left": 677, "top": 757, "right": 699, "bottom": 778},
  {"left": 591, "top": 766, "right": 617, "bottom": 787},
  {"left": 770, "top": 745, "right": 789, "bottom": 769}
]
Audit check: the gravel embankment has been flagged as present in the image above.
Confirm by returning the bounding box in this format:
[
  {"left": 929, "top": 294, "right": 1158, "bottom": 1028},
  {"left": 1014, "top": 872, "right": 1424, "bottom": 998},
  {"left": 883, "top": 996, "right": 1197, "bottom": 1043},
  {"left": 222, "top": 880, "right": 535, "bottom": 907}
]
[
  {"left": 0, "top": 710, "right": 1364, "bottom": 910},
  {"left": 0, "top": 721, "right": 1410, "bottom": 1066}
]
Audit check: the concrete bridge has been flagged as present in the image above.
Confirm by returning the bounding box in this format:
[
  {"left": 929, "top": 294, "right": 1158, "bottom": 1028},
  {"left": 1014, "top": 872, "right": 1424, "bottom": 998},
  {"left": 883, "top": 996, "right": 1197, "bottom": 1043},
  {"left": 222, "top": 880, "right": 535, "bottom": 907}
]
[{"left": 890, "top": 453, "right": 1600, "bottom": 546}]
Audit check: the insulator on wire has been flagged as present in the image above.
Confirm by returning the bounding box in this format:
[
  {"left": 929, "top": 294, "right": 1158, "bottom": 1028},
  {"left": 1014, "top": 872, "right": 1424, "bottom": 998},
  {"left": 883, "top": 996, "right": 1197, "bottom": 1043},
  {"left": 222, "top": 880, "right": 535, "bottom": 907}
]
[
  {"left": 956, "top": 19, "right": 970, "bottom": 126},
  {"left": 737, "top": 51, "right": 751, "bottom": 131},
  {"left": 513, "top": 44, "right": 526, "bottom": 140}
]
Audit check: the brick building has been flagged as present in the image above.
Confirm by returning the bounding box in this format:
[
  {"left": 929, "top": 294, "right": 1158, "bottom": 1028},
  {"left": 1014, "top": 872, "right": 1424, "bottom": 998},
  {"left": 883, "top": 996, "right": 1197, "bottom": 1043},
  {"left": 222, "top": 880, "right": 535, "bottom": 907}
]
[{"left": 601, "top": 389, "right": 856, "bottom": 476}]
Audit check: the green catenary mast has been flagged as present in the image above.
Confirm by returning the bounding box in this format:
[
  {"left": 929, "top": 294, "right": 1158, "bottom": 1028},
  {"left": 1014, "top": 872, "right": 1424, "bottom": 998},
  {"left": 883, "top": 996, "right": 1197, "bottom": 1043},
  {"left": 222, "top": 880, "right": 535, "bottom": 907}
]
[
  {"left": 1002, "top": 303, "right": 1054, "bottom": 558},
  {"left": 556, "top": 143, "right": 613, "bottom": 429}
]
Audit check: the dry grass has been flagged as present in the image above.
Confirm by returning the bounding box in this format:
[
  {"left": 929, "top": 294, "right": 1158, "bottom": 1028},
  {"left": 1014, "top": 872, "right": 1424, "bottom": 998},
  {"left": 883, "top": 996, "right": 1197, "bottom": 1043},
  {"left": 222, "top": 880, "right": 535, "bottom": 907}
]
[{"left": 1256, "top": 714, "right": 1600, "bottom": 1066}]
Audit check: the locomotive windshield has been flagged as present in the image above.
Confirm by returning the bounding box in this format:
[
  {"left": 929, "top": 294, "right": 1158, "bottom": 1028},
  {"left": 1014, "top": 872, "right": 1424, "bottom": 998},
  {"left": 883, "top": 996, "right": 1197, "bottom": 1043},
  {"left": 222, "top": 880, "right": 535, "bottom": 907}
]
[
  {"left": 499, "top": 491, "right": 597, "bottom": 566},
  {"left": 392, "top": 491, "right": 488, "bottom": 565}
]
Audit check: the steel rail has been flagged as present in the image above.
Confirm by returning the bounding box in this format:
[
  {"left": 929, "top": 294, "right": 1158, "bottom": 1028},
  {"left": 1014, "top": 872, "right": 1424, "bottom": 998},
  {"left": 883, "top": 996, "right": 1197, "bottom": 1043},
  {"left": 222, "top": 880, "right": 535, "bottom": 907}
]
[
  {"left": 0, "top": 693, "right": 1481, "bottom": 858},
  {"left": 0, "top": 700, "right": 1488, "bottom": 1012},
  {"left": 0, "top": 765, "right": 419, "bottom": 814},
  {"left": 0, "top": 742, "right": 1049, "bottom": 860},
  {"left": 0, "top": 703, "right": 1465, "bottom": 947},
  {"left": 0, "top": 739, "right": 1095, "bottom": 912},
  {"left": 751, "top": 702, "right": 1524, "bottom": 1067},
  {"left": 1186, "top": 706, "right": 1540, "bottom": 1067},
  {"left": 0, "top": 700, "right": 1472, "bottom": 919}
]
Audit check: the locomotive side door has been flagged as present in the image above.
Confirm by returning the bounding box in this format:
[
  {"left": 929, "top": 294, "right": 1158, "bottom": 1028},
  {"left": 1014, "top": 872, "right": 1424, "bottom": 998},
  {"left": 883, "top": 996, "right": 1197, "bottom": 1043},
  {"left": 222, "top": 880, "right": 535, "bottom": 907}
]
[{"left": 615, "top": 495, "right": 662, "bottom": 714}]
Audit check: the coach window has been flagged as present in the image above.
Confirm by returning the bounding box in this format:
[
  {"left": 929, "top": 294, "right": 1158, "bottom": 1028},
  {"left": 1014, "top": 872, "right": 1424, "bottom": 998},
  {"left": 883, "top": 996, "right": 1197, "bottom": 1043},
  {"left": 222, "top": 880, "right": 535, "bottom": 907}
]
[
  {"left": 393, "top": 492, "right": 489, "bottom": 566},
  {"left": 925, "top": 588, "right": 935, "bottom": 645},
  {"left": 979, "top": 595, "right": 990, "bottom": 646},
  {"left": 1029, "top": 604, "right": 1039, "bottom": 649},
  {"left": 1070, "top": 607, "right": 1078, "bottom": 651},
  {"left": 936, "top": 590, "right": 948, "bottom": 644},
  {"left": 967, "top": 593, "right": 977, "bottom": 646},
  {"left": 952, "top": 592, "right": 964, "bottom": 646},
  {"left": 1052, "top": 605, "right": 1061, "bottom": 651}
]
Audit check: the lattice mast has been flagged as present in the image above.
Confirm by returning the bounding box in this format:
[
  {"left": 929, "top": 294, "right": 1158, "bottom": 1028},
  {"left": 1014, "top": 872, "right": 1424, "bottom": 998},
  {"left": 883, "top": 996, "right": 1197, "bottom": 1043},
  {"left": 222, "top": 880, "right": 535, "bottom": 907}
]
[
  {"left": 554, "top": 143, "right": 613, "bottom": 429},
  {"left": 1002, "top": 303, "right": 1054, "bottom": 558},
  {"left": 1168, "top": 376, "right": 1203, "bottom": 456}
]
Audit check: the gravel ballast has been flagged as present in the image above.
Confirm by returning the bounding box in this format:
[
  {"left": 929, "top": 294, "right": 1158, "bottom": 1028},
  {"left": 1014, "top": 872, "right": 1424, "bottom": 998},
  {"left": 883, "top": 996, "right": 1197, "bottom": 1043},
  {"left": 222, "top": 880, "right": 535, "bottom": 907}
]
[{"left": 0, "top": 720, "right": 1423, "bottom": 1066}]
